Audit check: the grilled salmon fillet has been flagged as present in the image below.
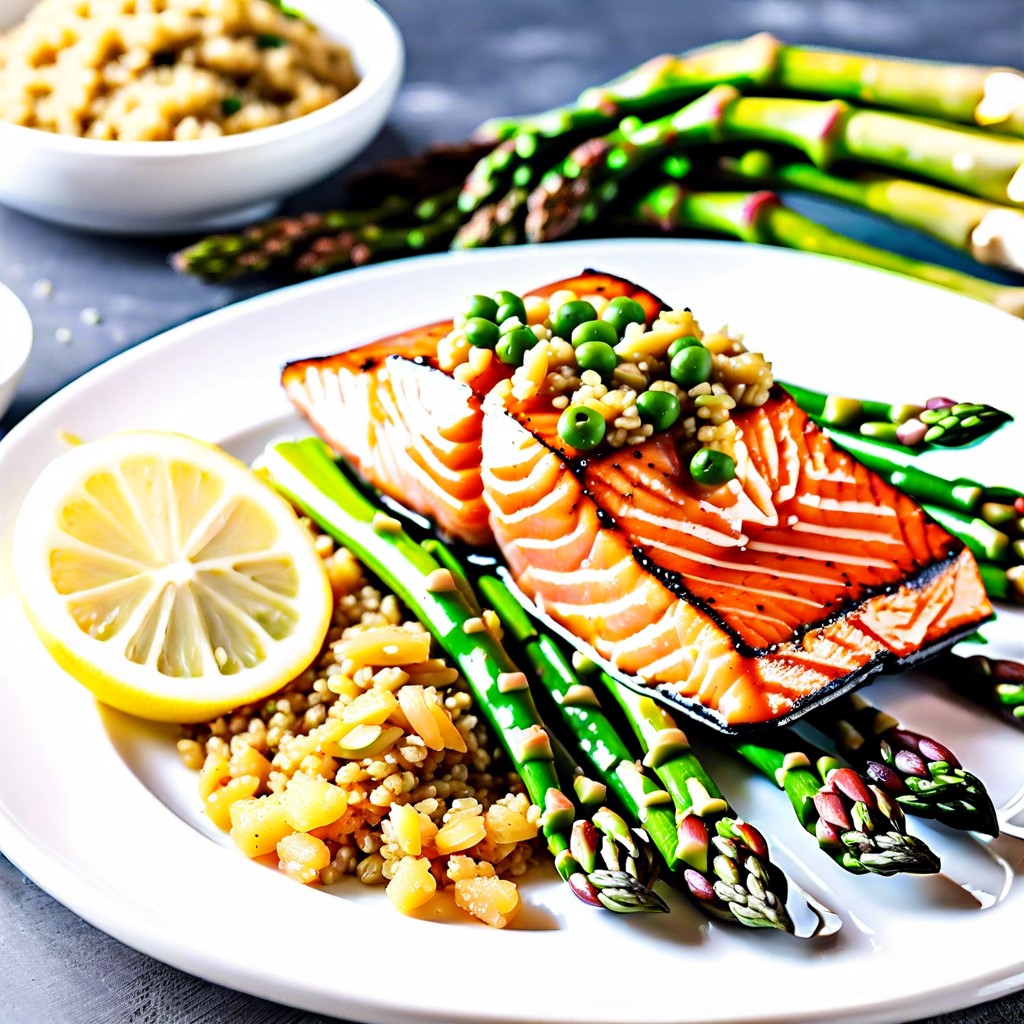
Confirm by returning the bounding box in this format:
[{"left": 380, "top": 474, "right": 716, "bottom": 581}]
[{"left": 282, "top": 270, "right": 993, "bottom": 729}]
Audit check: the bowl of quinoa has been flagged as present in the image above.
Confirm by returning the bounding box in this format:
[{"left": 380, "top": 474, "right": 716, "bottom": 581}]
[{"left": 0, "top": 0, "right": 403, "bottom": 232}]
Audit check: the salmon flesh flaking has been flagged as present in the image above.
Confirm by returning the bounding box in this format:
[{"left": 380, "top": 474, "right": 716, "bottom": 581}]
[{"left": 282, "top": 271, "right": 992, "bottom": 731}]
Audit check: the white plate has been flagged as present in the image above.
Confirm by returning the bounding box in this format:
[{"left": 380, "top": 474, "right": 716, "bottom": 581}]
[{"left": 1, "top": 239, "right": 1023, "bottom": 1024}]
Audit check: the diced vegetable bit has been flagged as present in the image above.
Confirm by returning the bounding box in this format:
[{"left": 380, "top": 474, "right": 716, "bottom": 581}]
[
  {"left": 205, "top": 774, "right": 260, "bottom": 831},
  {"left": 454, "top": 875, "right": 521, "bottom": 928},
  {"left": 281, "top": 772, "right": 349, "bottom": 832},
  {"left": 436, "top": 813, "right": 488, "bottom": 854},
  {"left": 386, "top": 856, "right": 437, "bottom": 914},
  {"left": 229, "top": 793, "right": 293, "bottom": 858},
  {"left": 277, "top": 832, "right": 331, "bottom": 884}
]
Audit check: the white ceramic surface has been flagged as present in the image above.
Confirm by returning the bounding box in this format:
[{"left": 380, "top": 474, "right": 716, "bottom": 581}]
[
  {"left": 0, "top": 0, "right": 403, "bottom": 234},
  {"left": 0, "top": 278, "right": 32, "bottom": 419},
  {"left": 0, "top": 240, "right": 1022, "bottom": 1024}
]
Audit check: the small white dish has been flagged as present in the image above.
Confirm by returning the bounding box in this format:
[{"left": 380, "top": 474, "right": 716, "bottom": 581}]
[
  {"left": 0, "top": 279, "right": 32, "bottom": 421},
  {"left": 0, "top": 0, "right": 403, "bottom": 234}
]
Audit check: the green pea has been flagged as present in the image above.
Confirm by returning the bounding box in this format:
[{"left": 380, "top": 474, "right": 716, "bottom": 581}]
[
  {"left": 558, "top": 406, "right": 606, "bottom": 451},
  {"left": 464, "top": 317, "right": 500, "bottom": 349},
  {"left": 667, "top": 335, "right": 702, "bottom": 358},
  {"left": 463, "top": 294, "right": 499, "bottom": 322},
  {"left": 690, "top": 447, "right": 736, "bottom": 487},
  {"left": 495, "top": 326, "right": 537, "bottom": 365},
  {"left": 636, "top": 390, "right": 680, "bottom": 432},
  {"left": 551, "top": 299, "right": 598, "bottom": 340},
  {"left": 575, "top": 341, "right": 618, "bottom": 377},
  {"left": 493, "top": 290, "right": 527, "bottom": 326},
  {"left": 670, "top": 344, "right": 713, "bottom": 388},
  {"left": 601, "top": 296, "right": 646, "bottom": 337},
  {"left": 571, "top": 320, "right": 618, "bottom": 347}
]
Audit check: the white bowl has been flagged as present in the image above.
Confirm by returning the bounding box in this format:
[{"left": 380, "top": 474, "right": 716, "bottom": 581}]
[
  {"left": 0, "top": 0, "right": 404, "bottom": 234},
  {"left": 0, "top": 280, "right": 32, "bottom": 421}
]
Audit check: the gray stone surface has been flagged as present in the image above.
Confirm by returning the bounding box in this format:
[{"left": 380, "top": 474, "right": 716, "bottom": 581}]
[{"left": 2, "top": 1, "right": 1023, "bottom": 1020}]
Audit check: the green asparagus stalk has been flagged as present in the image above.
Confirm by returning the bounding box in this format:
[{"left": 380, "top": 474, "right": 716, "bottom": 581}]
[
  {"left": 808, "top": 694, "right": 999, "bottom": 835},
  {"left": 780, "top": 380, "right": 1013, "bottom": 451},
  {"left": 932, "top": 652, "right": 1024, "bottom": 730},
  {"left": 733, "top": 743, "right": 941, "bottom": 875},
  {"left": 262, "top": 438, "right": 666, "bottom": 913},
  {"left": 603, "top": 676, "right": 797, "bottom": 930},
  {"left": 720, "top": 150, "right": 1024, "bottom": 273},
  {"left": 476, "top": 34, "right": 783, "bottom": 142},
  {"left": 921, "top": 503, "right": 1012, "bottom": 563},
  {"left": 628, "top": 184, "right": 1024, "bottom": 317},
  {"left": 294, "top": 197, "right": 464, "bottom": 276},
  {"left": 477, "top": 570, "right": 799, "bottom": 932},
  {"left": 171, "top": 196, "right": 412, "bottom": 282},
  {"left": 769, "top": 42, "right": 1024, "bottom": 134},
  {"left": 479, "top": 35, "right": 1024, "bottom": 142}
]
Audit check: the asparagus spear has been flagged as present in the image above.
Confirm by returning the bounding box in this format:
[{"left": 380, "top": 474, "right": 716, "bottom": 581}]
[
  {"left": 733, "top": 743, "right": 941, "bottom": 875},
  {"left": 603, "top": 676, "right": 796, "bottom": 930},
  {"left": 173, "top": 188, "right": 461, "bottom": 283},
  {"left": 480, "top": 35, "right": 1024, "bottom": 141},
  {"left": 780, "top": 380, "right": 1013, "bottom": 451},
  {"left": 628, "top": 184, "right": 1024, "bottom": 317},
  {"left": 294, "top": 198, "right": 464, "bottom": 276},
  {"left": 476, "top": 570, "right": 798, "bottom": 932},
  {"left": 808, "top": 694, "right": 999, "bottom": 835},
  {"left": 171, "top": 197, "right": 411, "bottom": 282},
  {"left": 262, "top": 438, "right": 666, "bottom": 912},
  {"left": 720, "top": 150, "right": 1024, "bottom": 274},
  {"left": 769, "top": 42, "right": 1024, "bottom": 135},
  {"left": 476, "top": 34, "right": 783, "bottom": 142},
  {"left": 931, "top": 652, "right": 1024, "bottom": 731}
]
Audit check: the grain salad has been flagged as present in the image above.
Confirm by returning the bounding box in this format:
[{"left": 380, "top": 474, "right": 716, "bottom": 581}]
[
  {"left": 178, "top": 527, "right": 541, "bottom": 928},
  {"left": 0, "top": 0, "right": 359, "bottom": 140}
]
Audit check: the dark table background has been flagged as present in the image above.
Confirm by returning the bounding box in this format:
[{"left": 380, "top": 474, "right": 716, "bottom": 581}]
[{"left": 2, "top": 1, "right": 1023, "bottom": 1021}]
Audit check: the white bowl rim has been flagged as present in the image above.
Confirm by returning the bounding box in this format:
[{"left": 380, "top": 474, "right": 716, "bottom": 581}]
[
  {"left": 0, "top": 280, "right": 33, "bottom": 386},
  {"left": 0, "top": 0, "right": 403, "bottom": 158}
]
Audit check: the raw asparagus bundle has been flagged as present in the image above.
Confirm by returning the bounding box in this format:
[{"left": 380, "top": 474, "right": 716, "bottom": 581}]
[
  {"left": 526, "top": 85, "right": 1024, "bottom": 243},
  {"left": 263, "top": 438, "right": 667, "bottom": 913},
  {"left": 807, "top": 694, "right": 999, "bottom": 835},
  {"left": 172, "top": 37, "right": 1024, "bottom": 318},
  {"left": 733, "top": 743, "right": 941, "bottom": 875},
  {"left": 474, "top": 569, "right": 802, "bottom": 932},
  {"left": 931, "top": 652, "right": 1024, "bottom": 731},
  {"left": 478, "top": 35, "right": 1024, "bottom": 140}
]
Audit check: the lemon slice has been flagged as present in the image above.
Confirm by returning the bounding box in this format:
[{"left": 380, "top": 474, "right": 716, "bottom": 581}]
[{"left": 13, "top": 431, "right": 333, "bottom": 723}]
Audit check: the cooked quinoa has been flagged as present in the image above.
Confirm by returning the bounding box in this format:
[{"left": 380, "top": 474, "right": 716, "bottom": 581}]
[
  {"left": 178, "top": 529, "right": 541, "bottom": 928},
  {"left": 0, "top": 0, "right": 359, "bottom": 140}
]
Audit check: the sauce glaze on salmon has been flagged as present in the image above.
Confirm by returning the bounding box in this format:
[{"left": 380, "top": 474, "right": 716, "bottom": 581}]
[{"left": 282, "top": 271, "right": 993, "bottom": 730}]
